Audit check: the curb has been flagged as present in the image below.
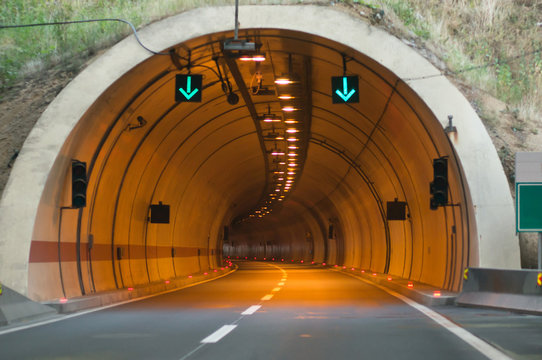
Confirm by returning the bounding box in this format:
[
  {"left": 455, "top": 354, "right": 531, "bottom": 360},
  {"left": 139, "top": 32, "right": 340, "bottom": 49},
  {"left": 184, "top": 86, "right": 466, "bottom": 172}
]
[
  {"left": 43, "top": 265, "right": 236, "bottom": 314},
  {"left": 328, "top": 266, "right": 457, "bottom": 306}
]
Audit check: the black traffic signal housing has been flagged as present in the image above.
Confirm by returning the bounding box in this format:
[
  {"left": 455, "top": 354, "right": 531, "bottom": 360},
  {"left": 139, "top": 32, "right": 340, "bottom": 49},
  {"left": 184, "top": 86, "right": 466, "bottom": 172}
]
[
  {"left": 71, "top": 160, "right": 87, "bottom": 208},
  {"left": 430, "top": 157, "right": 448, "bottom": 210}
]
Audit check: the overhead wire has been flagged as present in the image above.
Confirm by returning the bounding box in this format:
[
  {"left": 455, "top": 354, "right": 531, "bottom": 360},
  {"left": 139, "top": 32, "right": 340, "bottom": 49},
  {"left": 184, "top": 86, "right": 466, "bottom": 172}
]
[{"left": 0, "top": 18, "right": 169, "bottom": 56}]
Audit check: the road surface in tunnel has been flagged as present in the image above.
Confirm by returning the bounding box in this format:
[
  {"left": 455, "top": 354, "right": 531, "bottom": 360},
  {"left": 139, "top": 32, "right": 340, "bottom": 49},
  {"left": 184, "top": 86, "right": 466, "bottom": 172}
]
[{"left": 1, "top": 261, "right": 540, "bottom": 360}]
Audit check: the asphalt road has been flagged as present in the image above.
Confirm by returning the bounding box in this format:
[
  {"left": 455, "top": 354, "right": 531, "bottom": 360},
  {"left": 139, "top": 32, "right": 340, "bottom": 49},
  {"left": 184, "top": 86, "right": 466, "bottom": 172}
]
[{"left": 1, "top": 261, "right": 541, "bottom": 359}]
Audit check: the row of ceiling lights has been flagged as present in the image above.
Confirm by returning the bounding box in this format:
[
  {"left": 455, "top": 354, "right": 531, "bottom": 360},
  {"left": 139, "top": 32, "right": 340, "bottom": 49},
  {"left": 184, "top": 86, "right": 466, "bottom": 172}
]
[{"left": 241, "top": 54, "right": 305, "bottom": 221}]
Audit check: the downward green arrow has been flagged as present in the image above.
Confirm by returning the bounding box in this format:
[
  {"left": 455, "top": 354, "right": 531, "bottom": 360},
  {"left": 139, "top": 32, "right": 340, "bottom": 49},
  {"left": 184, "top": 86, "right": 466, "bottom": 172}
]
[
  {"left": 335, "top": 76, "right": 356, "bottom": 102},
  {"left": 179, "top": 76, "right": 199, "bottom": 100}
]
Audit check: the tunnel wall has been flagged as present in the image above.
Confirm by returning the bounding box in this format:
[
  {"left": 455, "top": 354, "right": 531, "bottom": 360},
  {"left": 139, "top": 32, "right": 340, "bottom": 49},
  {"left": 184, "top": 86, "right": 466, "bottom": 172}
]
[{"left": 0, "top": 5, "right": 519, "bottom": 300}]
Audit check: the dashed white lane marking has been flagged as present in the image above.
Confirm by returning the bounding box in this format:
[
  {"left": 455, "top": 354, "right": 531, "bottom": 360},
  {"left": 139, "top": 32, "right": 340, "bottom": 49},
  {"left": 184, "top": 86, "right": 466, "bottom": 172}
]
[
  {"left": 200, "top": 325, "right": 237, "bottom": 343},
  {"left": 272, "top": 287, "right": 282, "bottom": 292},
  {"left": 241, "top": 305, "right": 261, "bottom": 315},
  {"left": 340, "top": 271, "right": 513, "bottom": 360},
  {"left": 281, "top": 278, "right": 287, "bottom": 282},
  {"left": 278, "top": 282, "right": 285, "bottom": 286},
  {"left": 261, "top": 294, "right": 274, "bottom": 301}
]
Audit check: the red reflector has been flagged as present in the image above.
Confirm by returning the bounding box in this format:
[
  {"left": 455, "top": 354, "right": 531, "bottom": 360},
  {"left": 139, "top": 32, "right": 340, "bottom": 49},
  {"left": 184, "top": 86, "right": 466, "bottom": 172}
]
[
  {"left": 188, "top": 275, "right": 193, "bottom": 278},
  {"left": 228, "top": 256, "right": 230, "bottom": 258},
  {"left": 221, "top": 267, "right": 224, "bottom": 270},
  {"left": 301, "top": 260, "right": 304, "bottom": 263},
  {"left": 59, "top": 297, "right": 68, "bottom": 303},
  {"left": 214, "top": 269, "right": 217, "bottom": 272},
  {"left": 351, "top": 268, "right": 355, "bottom": 271},
  {"left": 407, "top": 281, "right": 414, "bottom": 288},
  {"left": 245, "top": 257, "right": 248, "bottom": 259},
  {"left": 272, "top": 258, "right": 275, "bottom": 261},
  {"left": 311, "top": 261, "right": 315, "bottom": 264},
  {"left": 281, "top": 259, "right": 284, "bottom": 262},
  {"left": 165, "top": 280, "right": 170, "bottom": 284},
  {"left": 322, "top": 262, "right": 326, "bottom": 266},
  {"left": 264, "top": 258, "right": 267, "bottom": 260},
  {"left": 372, "top": 273, "right": 377, "bottom": 276},
  {"left": 387, "top": 276, "right": 392, "bottom": 281},
  {"left": 361, "top": 270, "right": 365, "bottom": 273},
  {"left": 342, "top": 266, "right": 346, "bottom": 269},
  {"left": 334, "top": 265, "right": 338, "bottom": 267},
  {"left": 128, "top": 287, "right": 134, "bottom": 291},
  {"left": 291, "top": 260, "right": 294, "bottom": 262},
  {"left": 433, "top": 291, "right": 441, "bottom": 297},
  {"left": 254, "top": 257, "right": 257, "bottom": 260},
  {"left": 204, "top": 272, "right": 208, "bottom": 275}
]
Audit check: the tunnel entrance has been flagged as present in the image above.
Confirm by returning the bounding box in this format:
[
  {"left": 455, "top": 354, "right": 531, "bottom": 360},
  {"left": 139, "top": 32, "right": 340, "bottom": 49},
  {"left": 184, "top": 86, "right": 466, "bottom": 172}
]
[{"left": 0, "top": 5, "right": 518, "bottom": 302}]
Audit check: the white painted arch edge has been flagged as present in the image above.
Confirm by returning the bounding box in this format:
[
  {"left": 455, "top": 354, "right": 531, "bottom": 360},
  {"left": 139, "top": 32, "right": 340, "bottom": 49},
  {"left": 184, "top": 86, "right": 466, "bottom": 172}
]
[{"left": 0, "top": 5, "right": 518, "bottom": 296}]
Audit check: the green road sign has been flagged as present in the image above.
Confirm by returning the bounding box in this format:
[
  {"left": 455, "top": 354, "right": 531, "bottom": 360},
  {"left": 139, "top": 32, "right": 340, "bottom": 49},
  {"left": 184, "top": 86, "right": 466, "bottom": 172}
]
[
  {"left": 516, "top": 183, "right": 542, "bottom": 232},
  {"left": 331, "top": 76, "right": 359, "bottom": 104},
  {"left": 175, "top": 74, "right": 202, "bottom": 102}
]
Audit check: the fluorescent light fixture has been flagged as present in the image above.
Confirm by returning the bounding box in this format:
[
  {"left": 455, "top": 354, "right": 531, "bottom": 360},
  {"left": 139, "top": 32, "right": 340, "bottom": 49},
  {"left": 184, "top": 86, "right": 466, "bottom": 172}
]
[
  {"left": 239, "top": 53, "right": 266, "bottom": 61},
  {"left": 275, "top": 77, "right": 292, "bottom": 85},
  {"left": 282, "top": 106, "right": 296, "bottom": 112},
  {"left": 278, "top": 95, "right": 294, "bottom": 100}
]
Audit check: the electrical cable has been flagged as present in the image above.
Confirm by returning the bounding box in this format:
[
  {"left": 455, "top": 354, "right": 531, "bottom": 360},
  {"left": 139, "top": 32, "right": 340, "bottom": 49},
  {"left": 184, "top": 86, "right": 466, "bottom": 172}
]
[
  {"left": 0, "top": 18, "right": 169, "bottom": 55},
  {"left": 404, "top": 48, "right": 542, "bottom": 82}
]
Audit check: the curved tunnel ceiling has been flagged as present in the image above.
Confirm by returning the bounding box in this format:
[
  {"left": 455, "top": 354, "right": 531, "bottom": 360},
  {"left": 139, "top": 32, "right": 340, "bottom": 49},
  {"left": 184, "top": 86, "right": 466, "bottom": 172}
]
[
  {"left": 25, "top": 28, "right": 472, "bottom": 300},
  {"left": 0, "top": 6, "right": 519, "bottom": 301}
]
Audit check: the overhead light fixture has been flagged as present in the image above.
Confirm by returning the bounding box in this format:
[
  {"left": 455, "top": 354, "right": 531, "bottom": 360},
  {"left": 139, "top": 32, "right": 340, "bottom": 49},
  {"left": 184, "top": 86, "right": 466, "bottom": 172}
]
[
  {"left": 288, "top": 153, "right": 297, "bottom": 157},
  {"left": 284, "top": 119, "right": 298, "bottom": 124},
  {"left": 263, "top": 116, "right": 281, "bottom": 123},
  {"left": 239, "top": 53, "right": 266, "bottom": 62},
  {"left": 286, "top": 129, "right": 299, "bottom": 133},
  {"left": 271, "top": 151, "right": 285, "bottom": 156},
  {"left": 288, "top": 145, "right": 298, "bottom": 150},
  {"left": 278, "top": 95, "right": 294, "bottom": 100},
  {"left": 287, "top": 137, "right": 298, "bottom": 142},
  {"left": 275, "top": 77, "right": 293, "bottom": 85},
  {"left": 279, "top": 161, "right": 286, "bottom": 165},
  {"left": 282, "top": 106, "right": 296, "bottom": 112}
]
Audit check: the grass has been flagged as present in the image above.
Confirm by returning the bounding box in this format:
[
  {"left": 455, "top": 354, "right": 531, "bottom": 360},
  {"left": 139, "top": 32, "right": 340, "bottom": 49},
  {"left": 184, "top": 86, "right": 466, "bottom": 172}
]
[
  {"left": 346, "top": 0, "right": 541, "bottom": 124},
  {"left": 1, "top": 0, "right": 541, "bottom": 123},
  {"left": 0, "top": 0, "right": 301, "bottom": 89}
]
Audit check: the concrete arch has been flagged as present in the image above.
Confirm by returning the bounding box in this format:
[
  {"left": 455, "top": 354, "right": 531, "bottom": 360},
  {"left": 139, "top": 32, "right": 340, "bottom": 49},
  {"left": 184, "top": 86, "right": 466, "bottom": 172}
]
[{"left": 0, "top": 5, "right": 518, "bottom": 300}]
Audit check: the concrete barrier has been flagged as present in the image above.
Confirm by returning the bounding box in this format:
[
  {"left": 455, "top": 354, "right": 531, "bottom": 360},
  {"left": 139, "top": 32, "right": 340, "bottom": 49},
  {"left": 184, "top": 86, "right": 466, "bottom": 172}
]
[
  {"left": 457, "top": 268, "right": 542, "bottom": 314},
  {"left": 0, "top": 284, "right": 56, "bottom": 325}
]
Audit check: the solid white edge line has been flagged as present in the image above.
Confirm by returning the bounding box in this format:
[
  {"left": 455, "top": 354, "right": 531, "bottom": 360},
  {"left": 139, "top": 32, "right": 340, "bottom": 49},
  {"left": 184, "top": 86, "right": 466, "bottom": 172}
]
[
  {"left": 200, "top": 325, "right": 237, "bottom": 343},
  {"left": 339, "top": 271, "right": 513, "bottom": 360},
  {"left": 241, "top": 305, "right": 261, "bottom": 315},
  {"left": 0, "top": 266, "right": 239, "bottom": 336}
]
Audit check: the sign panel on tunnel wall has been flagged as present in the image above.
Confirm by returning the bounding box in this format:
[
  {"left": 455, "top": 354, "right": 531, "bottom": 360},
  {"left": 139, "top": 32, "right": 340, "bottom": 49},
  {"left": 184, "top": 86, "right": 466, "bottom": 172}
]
[
  {"left": 175, "top": 74, "right": 203, "bottom": 102},
  {"left": 331, "top": 76, "right": 359, "bottom": 104}
]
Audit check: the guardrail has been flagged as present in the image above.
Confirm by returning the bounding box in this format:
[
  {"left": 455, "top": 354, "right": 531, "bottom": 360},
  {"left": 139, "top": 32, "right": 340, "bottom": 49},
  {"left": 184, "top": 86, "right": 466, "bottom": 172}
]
[{"left": 457, "top": 268, "right": 542, "bottom": 314}]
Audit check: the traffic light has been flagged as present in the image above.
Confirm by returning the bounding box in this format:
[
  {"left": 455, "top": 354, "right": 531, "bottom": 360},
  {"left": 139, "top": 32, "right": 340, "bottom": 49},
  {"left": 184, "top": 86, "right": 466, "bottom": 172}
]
[
  {"left": 72, "top": 160, "right": 87, "bottom": 208},
  {"left": 430, "top": 157, "right": 448, "bottom": 210}
]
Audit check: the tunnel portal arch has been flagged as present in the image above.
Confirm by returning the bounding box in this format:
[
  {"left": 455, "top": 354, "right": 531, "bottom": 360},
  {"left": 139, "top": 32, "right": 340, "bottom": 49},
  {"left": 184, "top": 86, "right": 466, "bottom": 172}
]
[{"left": 0, "top": 5, "right": 519, "bottom": 300}]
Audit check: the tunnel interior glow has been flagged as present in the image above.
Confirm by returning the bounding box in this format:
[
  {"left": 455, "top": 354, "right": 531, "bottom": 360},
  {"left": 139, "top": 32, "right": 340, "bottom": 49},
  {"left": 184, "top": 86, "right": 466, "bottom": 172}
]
[{"left": 24, "top": 27, "right": 477, "bottom": 301}]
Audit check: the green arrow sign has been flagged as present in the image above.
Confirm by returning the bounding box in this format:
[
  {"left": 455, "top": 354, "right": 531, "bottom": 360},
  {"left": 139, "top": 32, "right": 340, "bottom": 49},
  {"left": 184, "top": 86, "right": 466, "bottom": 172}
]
[
  {"left": 331, "top": 76, "right": 359, "bottom": 104},
  {"left": 175, "top": 74, "right": 202, "bottom": 102}
]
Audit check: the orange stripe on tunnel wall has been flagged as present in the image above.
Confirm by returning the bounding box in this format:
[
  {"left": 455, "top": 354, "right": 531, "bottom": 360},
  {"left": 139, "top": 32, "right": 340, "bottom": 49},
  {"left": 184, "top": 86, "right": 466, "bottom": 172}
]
[{"left": 29, "top": 241, "right": 208, "bottom": 263}]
